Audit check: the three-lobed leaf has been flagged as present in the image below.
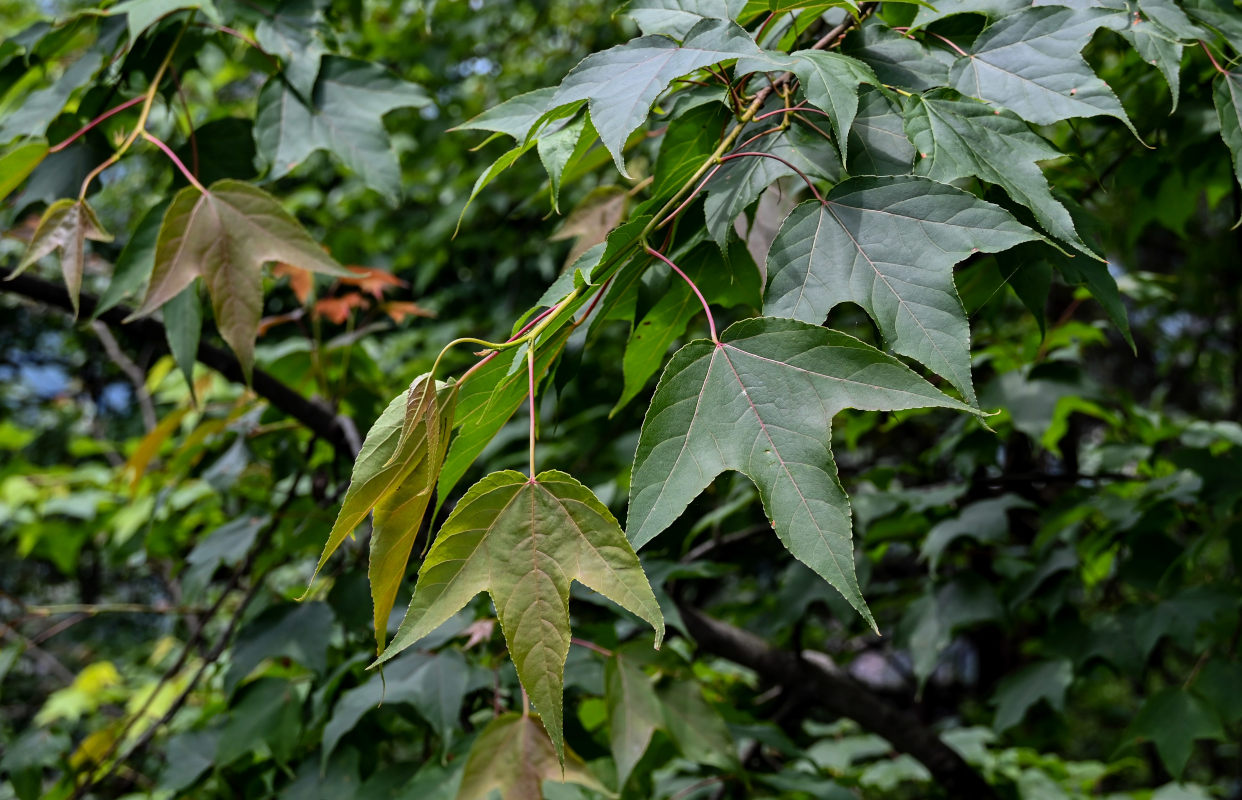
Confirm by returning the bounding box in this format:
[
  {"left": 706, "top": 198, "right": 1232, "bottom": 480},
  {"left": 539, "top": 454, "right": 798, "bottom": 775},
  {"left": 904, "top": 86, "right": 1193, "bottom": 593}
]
[
  {"left": 131, "top": 179, "right": 351, "bottom": 379},
  {"left": 456, "top": 712, "right": 611, "bottom": 800},
  {"left": 627, "top": 317, "right": 979, "bottom": 628},
  {"left": 10, "top": 198, "right": 112, "bottom": 316},
  {"left": 764, "top": 176, "right": 1041, "bottom": 403},
  {"left": 378, "top": 469, "right": 664, "bottom": 764}
]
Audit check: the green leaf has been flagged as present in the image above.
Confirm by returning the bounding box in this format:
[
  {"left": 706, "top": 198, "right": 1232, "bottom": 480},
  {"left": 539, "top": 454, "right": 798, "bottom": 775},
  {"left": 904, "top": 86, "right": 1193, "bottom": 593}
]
[
  {"left": 652, "top": 101, "right": 730, "bottom": 201},
  {"left": 1052, "top": 247, "right": 1135, "bottom": 351},
  {"left": 456, "top": 713, "right": 612, "bottom": 800},
  {"left": 436, "top": 326, "right": 571, "bottom": 509},
  {"left": 253, "top": 0, "right": 328, "bottom": 100},
  {"left": 309, "top": 376, "right": 456, "bottom": 649},
  {"left": 991, "top": 658, "right": 1073, "bottom": 732},
  {"left": 848, "top": 87, "right": 915, "bottom": 176},
  {"left": 107, "top": 0, "right": 220, "bottom": 46},
  {"left": 615, "top": 240, "right": 760, "bottom": 412},
  {"left": 904, "top": 90, "right": 1088, "bottom": 254},
  {"left": 843, "top": 21, "right": 953, "bottom": 93},
  {"left": 764, "top": 177, "right": 1040, "bottom": 403},
  {"left": 537, "top": 114, "right": 590, "bottom": 211},
  {"left": 379, "top": 469, "right": 664, "bottom": 763},
  {"left": 737, "top": 50, "right": 877, "bottom": 162},
  {"left": 452, "top": 87, "right": 559, "bottom": 142},
  {"left": 628, "top": 317, "right": 977, "bottom": 627},
  {"left": 909, "top": 0, "right": 1027, "bottom": 28},
  {"left": 619, "top": 0, "right": 748, "bottom": 38},
  {"left": 95, "top": 199, "right": 169, "bottom": 317},
  {"left": 921, "top": 495, "right": 1034, "bottom": 573},
  {"left": 163, "top": 281, "right": 202, "bottom": 398},
  {"left": 1129, "top": 688, "right": 1225, "bottom": 779},
  {"left": 1214, "top": 70, "right": 1242, "bottom": 213},
  {"left": 553, "top": 19, "right": 763, "bottom": 174},
  {"left": 658, "top": 680, "right": 737, "bottom": 769},
  {"left": 255, "top": 57, "right": 429, "bottom": 202},
  {"left": 0, "top": 55, "right": 104, "bottom": 144},
  {"left": 130, "top": 179, "right": 350, "bottom": 380},
  {"left": 605, "top": 653, "right": 665, "bottom": 785},
  {"left": 897, "top": 578, "right": 1002, "bottom": 684},
  {"left": 9, "top": 198, "right": 112, "bottom": 316},
  {"left": 0, "top": 138, "right": 48, "bottom": 201},
  {"left": 949, "top": 7, "right": 1136, "bottom": 131},
  {"left": 216, "top": 677, "right": 303, "bottom": 766}
]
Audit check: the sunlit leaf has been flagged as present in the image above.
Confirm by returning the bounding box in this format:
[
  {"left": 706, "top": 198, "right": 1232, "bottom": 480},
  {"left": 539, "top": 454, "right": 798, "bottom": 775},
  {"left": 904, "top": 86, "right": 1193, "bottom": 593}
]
[{"left": 0, "top": 139, "right": 49, "bottom": 201}]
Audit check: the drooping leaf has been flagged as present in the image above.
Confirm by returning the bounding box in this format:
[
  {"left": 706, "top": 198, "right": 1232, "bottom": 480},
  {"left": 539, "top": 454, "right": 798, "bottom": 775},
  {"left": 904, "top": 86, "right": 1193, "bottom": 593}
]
[
  {"left": 95, "top": 199, "right": 169, "bottom": 316},
  {"left": 10, "top": 198, "right": 112, "bottom": 316},
  {"left": 553, "top": 19, "right": 763, "bottom": 173},
  {"left": 897, "top": 577, "right": 1002, "bottom": 684},
  {"left": 452, "top": 87, "right": 559, "bottom": 142},
  {"left": 737, "top": 50, "right": 877, "bottom": 161},
  {"left": 605, "top": 653, "right": 664, "bottom": 785},
  {"left": 536, "top": 114, "right": 590, "bottom": 210},
  {"left": 904, "top": 90, "right": 1089, "bottom": 253},
  {"left": 764, "top": 176, "right": 1040, "bottom": 403},
  {"left": 378, "top": 469, "right": 664, "bottom": 762},
  {"left": 0, "top": 139, "right": 49, "bottom": 201},
  {"left": 652, "top": 101, "right": 731, "bottom": 202},
  {"left": 308, "top": 375, "right": 456, "bottom": 649},
  {"left": 255, "top": 57, "right": 429, "bottom": 202},
  {"left": 1214, "top": 69, "right": 1242, "bottom": 209},
  {"left": 163, "top": 281, "right": 202, "bottom": 398},
  {"left": 619, "top": 0, "right": 748, "bottom": 38},
  {"left": 991, "top": 658, "right": 1073, "bottom": 732},
  {"left": 847, "top": 87, "right": 915, "bottom": 176},
  {"left": 1050, "top": 246, "right": 1135, "bottom": 351},
  {"left": 456, "top": 713, "right": 611, "bottom": 800},
  {"left": 130, "top": 179, "right": 351, "bottom": 380},
  {"left": 948, "top": 7, "right": 1136, "bottom": 131},
  {"left": 628, "top": 317, "right": 978, "bottom": 627}
]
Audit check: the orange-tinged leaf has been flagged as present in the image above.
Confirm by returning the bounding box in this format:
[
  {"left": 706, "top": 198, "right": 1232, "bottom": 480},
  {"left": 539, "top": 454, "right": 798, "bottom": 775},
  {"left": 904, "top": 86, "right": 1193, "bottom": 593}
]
[
  {"left": 340, "top": 265, "right": 406, "bottom": 299},
  {"left": 126, "top": 407, "right": 192, "bottom": 490},
  {"left": 272, "top": 262, "right": 314, "bottom": 304},
  {"left": 8, "top": 198, "right": 112, "bottom": 316},
  {"left": 313, "top": 294, "right": 367, "bottom": 324},
  {"left": 130, "top": 180, "right": 351, "bottom": 381},
  {"left": 257, "top": 308, "right": 305, "bottom": 337},
  {"left": 381, "top": 300, "right": 434, "bottom": 323}
]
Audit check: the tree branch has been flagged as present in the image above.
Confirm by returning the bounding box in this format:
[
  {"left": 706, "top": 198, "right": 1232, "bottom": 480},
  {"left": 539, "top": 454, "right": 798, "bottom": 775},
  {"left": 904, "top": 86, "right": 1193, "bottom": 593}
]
[
  {"left": 677, "top": 604, "right": 1000, "bottom": 799},
  {"left": 1, "top": 267, "right": 360, "bottom": 459}
]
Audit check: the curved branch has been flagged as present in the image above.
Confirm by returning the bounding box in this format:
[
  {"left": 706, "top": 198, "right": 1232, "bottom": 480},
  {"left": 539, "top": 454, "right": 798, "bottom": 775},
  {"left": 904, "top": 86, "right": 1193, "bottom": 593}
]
[
  {"left": 0, "top": 267, "right": 360, "bottom": 459},
  {"left": 678, "top": 604, "right": 1000, "bottom": 799}
]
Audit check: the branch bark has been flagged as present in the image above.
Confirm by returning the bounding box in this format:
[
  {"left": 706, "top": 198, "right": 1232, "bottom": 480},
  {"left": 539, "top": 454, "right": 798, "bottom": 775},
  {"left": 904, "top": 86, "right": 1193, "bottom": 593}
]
[
  {"left": 678, "top": 604, "right": 1000, "bottom": 799},
  {"left": 1, "top": 267, "right": 360, "bottom": 459}
]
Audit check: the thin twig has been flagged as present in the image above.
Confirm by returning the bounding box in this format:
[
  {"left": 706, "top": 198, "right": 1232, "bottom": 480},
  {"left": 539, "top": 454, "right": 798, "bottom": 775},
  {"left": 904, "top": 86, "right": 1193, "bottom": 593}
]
[
  {"left": 91, "top": 321, "right": 157, "bottom": 431},
  {"left": 645, "top": 246, "right": 719, "bottom": 342},
  {"left": 49, "top": 96, "right": 144, "bottom": 153},
  {"left": 719, "top": 151, "right": 825, "bottom": 205}
]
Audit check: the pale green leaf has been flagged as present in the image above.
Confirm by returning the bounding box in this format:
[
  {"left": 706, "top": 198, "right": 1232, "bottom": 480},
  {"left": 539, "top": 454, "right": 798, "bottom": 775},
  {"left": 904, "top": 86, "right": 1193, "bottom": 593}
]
[
  {"left": 553, "top": 19, "right": 763, "bottom": 174},
  {"left": 949, "top": 7, "right": 1136, "bottom": 131},
  {"left": 764, "top": 177, "right": 1040, "bottom": 403},
  {"left": 10, "top": 198, "right": 112, "bottom": 317},
  {"left": 107, "top": 0, "right": 220, "bottom": 46},
  {"left": 628, "top": 317, "right": 978, "bottom": 627},
  {"left": 253, "top": 0, "right": 327, "bottom": 100},
  {"left": 456, "top": 713, "right": 612, "bottom": 800},
  {"left": 452, "top": 87, "right": 558, "bottom": 141},
  {"left": 909, "top": 0, "right": 1027, "bottom": 28},
  {"left": 618, "top": 0, "right": 748, "bottom": 38},
  {"left": 255, "top": 57, "right": 429, "bottom": 201},
  {"left": 0, "top": 139, "right": 48, "bottom": 201},
  {"left": 605, "top": 654, "right": 664, "bottom": 784},
  {"left": 379, "top": 470, "right": 664, "bottom": 763},
  {"left": 130, "top": 179, "right": 350, "bottom": 380},
  {"left": 904, "top": 90, "right": 1089, "bottom": 253}
]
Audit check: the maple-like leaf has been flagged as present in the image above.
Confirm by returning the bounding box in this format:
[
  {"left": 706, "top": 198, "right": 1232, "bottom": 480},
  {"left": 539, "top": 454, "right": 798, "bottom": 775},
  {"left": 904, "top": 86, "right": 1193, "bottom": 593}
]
[
  {"left": 339, "top": 265, "right": 407, "bottom": 299},
  {"left": 10, "top": 198, "right": 112, "bottom": 316},
  {"left": 1215, "top": 69, "right": 1242, "bottom": 208},
  {"left": 763, "top": 176, "right": 1040, "bottom": 403},
  {"left": 308, "top": 375, "right": 457, "bottom": 650},
  {"left": 313, "top": 294, "right": 367, "bottom": 324},
  {"left": 553, "top": 18, "right": 762, "bottom": 173},
  {"left": 255, "top": 57, "right": 429, "bottom": 201},
  {"left": 455, "top": 712, "right": 611, "bottom": 800},
  {"left": 627, "top": 317, "right": 979, "bottom": 627},
  {"left": 904, "top": 90, "right": 1089, "bottom": 253},
  {"left": 378, "top": 469, "right": 664, "bottom": 763},
  {"left": 131, "top": 179, "right": 351, "bottom": 380},
  {"left": 619, "top": 0, "right": 748, "bottom": 38},
  {"left": 272, "top": 262, "right": 313, "bottom": 304},
  {"left": 381, "top": 301, "right": 434, "bottom": 323}
]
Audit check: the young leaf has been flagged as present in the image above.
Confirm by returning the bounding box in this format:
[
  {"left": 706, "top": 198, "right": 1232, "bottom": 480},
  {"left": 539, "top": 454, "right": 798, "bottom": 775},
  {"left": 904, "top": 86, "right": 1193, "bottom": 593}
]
[
  {"left": 378, "top": 469, "right": 665, "bottom": 763},
  {"left": 736, "top": 50, "right": 877, "bottom": 162},
  {"left": 456, "top": 713, "right": 611, "bottom": 800},
  {"left": 130, "top": 179, "right": 351, "bottom": 380},
  {"left": 627, "top": 317, "right": 978, "bottom": 628},
  {"left": 605, "top": 654, "right": 664, "bottom": 785},
  {"left": 763, "top": 176, "right": 1041, "bottom": 403},
  {"left": 904, "top": 91, "right": 1089, "bottom": 254},
  {"left": 10, "top": 198, "right": 112, "bottom": 317},
  {"left": 255, "top": 57, "right": 429, "bottom": 202},
  {"left": 308, "top": 375, "right": 456, "bottom": 649},
  {"left": 949, "top": 7, "right": 1136, "bottom": 131},
  {"left": 553, "top": 19, "right": 763, "bottom": 174},
  {"left": 0, "top": 139, "right": 49, "bottom": 201}
]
